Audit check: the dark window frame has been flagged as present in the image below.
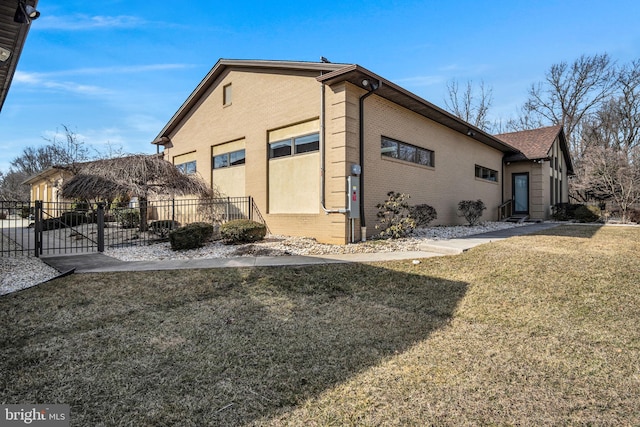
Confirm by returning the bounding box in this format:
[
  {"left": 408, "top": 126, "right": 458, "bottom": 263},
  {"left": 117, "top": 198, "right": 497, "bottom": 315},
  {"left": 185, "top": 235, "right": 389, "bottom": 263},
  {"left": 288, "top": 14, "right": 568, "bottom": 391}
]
[
  {"left": 213, "top": 149, "right": 246, "bottom": 169},
  {"left": 269, "top": 132, "right": 320, "bottom": 159},
  {"left": 381, "top": 136, "right": 434, "bottom": 167},
  {"left": 176, "top": 160, "right": 197, "bottom": 175},
  {"left": 475, "top": 164, "right": 498, "bottom": 182}
]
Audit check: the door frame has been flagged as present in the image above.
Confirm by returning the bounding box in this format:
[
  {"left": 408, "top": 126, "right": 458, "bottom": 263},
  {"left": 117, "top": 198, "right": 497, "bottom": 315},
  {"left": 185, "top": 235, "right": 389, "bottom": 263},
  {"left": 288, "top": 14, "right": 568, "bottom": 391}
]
[{"left": 512, "top": 172, "right": 530, "bottom": 215}]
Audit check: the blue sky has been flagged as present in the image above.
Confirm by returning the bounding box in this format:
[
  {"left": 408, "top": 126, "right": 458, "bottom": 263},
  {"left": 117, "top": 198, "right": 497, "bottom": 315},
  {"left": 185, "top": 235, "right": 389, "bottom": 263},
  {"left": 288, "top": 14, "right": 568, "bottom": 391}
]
[{"left": 2, "top": 0, "right": 640, "bottom": 171}]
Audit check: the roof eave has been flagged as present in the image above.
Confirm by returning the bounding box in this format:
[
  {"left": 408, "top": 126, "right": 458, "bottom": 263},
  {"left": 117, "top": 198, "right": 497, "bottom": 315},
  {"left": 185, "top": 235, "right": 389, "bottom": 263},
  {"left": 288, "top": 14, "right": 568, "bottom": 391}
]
[
  {"left": 153, "top": 59, "right": 349, "bottom": 144},
  {"left": 318, "top": 65, "right": 520, "bottom": 154}
]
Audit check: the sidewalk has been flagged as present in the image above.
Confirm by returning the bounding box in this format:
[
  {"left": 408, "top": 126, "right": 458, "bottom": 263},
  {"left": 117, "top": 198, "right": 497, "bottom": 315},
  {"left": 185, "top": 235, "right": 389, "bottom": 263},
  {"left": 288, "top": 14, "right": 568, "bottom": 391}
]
[{"left": 41, "top": 222, "right": 561, "bottom": 274}]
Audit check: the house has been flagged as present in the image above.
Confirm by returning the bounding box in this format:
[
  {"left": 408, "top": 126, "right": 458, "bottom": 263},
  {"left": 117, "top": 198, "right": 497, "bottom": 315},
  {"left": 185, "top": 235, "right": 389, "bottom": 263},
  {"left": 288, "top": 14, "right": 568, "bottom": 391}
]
[
  {"left": 497, "top": 125, "right": 574, "bottom": 221},
  {"left": 144, "top": 59, "right": 572, "bottom": 244}
]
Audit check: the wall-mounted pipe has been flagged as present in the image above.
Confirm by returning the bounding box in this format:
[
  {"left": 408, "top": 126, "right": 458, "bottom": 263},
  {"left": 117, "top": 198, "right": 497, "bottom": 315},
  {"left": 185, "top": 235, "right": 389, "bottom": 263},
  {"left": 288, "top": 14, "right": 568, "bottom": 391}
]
[{"left": 358, "top": 80, "right": 382, "bottom": 240}]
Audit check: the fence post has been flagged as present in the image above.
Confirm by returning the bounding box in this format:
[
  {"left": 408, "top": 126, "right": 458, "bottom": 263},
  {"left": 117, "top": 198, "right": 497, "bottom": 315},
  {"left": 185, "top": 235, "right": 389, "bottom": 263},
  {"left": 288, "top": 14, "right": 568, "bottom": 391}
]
[
  {"left": 34, "top": 200, "right": 42, "bottom": 257},
  {"left": 249, "top": 197, "right": 253, "bottom": 221},
  {"left": 97, "top": 202, "right": 105, "bottom": 252}
]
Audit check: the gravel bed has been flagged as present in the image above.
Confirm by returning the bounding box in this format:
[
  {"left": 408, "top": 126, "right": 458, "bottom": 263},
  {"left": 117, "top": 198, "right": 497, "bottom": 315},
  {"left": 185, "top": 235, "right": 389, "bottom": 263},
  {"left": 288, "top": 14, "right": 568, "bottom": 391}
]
[
  {"left": 0, "top": 233, "right": 60, "bottom": 296},
  {"left": 106, "top": 221, "right": 525, "bottom": 261},
  {"left": 1, "top": 221, "right": 525, "bottom": 295}
]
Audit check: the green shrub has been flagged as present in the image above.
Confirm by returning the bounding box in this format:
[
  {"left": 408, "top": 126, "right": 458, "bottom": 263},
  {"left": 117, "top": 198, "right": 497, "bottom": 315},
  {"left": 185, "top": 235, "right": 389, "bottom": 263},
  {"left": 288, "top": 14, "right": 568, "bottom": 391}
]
[
  {"left": 628, "top": 209, "right": 640, "bottom": 224},
  {"left": 551, "top": 203, "right": 581, "bottom": 221},
  {"left": 20, "top": 206, "right": 31, "bottom": 219},
  {"left": 409, "top": 204, "right": 437, "bottom": 227},
  {"left": 457, "top": 200, "right": 486, "bottom": 225},
  {"left": 60, "top": 211, "right": 87, "bottom": 227},
  {"left": 574, "top": 205, "right": 600, "bottom": 223},
  {"left": 220, "top": 219, "right": 267, "bottom": 244},
  {"left": 169, "top": 222, "right": 214, "bottom": 250},
  {"left": 149, "top": 220, "right": 180, "bottom": 238},
  {"left": 375, "top": 191, "right": 416, "bottom": 239},
  {"left": 114, "top": 208, "right": 140, "bottom": 229},
  {"left": 0, "top": 212, "right": 7, "bottom": 220}
]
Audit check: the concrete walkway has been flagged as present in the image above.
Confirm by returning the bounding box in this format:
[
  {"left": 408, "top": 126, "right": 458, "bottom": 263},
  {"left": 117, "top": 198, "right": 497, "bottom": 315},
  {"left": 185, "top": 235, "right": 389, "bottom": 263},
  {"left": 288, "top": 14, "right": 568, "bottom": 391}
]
[{"left": 41, "top": 222, "right": 561, "bottom": 274}]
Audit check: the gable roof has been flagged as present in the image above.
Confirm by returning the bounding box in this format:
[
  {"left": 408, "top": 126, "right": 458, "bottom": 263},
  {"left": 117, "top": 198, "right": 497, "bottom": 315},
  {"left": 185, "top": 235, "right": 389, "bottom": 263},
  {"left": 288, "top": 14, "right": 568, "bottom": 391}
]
[
  {"left": 0, "top": 0, "right": 39, "bottom": 113},
  {"left": 153, "top": 59, "right": 348, "bottom": 144},
  {"left": 496, "top": 125, "right": 574, "bottom": 174},
  {"left": 153, "top": 59, "right": 520, "bottom": 154}
]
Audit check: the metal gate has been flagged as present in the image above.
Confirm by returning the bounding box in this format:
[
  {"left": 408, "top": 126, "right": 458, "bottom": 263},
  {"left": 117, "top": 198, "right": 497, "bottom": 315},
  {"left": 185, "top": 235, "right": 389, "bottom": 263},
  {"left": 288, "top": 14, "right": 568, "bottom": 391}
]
[{"left": 1, "top": 197, "right": 264, "bottom": 257}]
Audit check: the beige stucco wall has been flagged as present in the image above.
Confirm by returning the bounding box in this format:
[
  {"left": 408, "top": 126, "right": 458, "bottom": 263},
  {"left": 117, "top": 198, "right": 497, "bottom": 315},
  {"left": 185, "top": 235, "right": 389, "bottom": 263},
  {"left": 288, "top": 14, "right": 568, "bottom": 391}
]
[
  {"left": 342, "top": 86, "right": 505, "bottom": 237},
  {"left": 164, "top": 67, "right": 350, "bottom": 244}
]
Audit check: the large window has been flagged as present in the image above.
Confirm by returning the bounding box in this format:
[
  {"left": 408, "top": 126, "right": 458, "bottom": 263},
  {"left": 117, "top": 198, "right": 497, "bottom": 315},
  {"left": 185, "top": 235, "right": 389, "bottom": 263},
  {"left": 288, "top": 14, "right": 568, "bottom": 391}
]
[
  {"left": 176, "top": 161, "right": 196, "bottom": 175},
  {"left": 381, "top": 136, "right": 434, "bottom": 167},
  {"left": 213, "top": 149, "right": 245, "bottom": 169},
  {"left": 269, "top": 133, "right": 319, "bottom": 159},
  {"left": 475, "top": 165, "right": 498, "bottom": 182}
]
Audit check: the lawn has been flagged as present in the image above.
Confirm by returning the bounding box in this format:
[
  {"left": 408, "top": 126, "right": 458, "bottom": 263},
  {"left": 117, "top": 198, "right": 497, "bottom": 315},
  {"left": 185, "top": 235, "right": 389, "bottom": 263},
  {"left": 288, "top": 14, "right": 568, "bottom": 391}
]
[{"left": 1, "top": 225, "right": 638, "bottom": 426}]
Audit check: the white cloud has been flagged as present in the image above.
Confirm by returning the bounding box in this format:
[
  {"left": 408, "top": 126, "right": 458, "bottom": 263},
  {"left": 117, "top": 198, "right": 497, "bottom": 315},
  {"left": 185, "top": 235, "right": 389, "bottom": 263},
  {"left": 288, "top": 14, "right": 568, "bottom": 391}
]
[
  {"left": 36, "top": 14, "right": 144, "bottom": 30},
  {"left": 13, "top": 71, "right": 110, "bottom": 96},
  {"left": 394, "top": 75, "right": 446, "bottom": 87}
]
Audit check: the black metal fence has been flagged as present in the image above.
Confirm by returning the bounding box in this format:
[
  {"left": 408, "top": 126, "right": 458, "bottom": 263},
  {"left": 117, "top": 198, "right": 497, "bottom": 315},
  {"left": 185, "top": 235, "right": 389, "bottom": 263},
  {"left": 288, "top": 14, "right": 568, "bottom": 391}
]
[{"left": 0, "top": 197, "right": 264, "bottom": 257}]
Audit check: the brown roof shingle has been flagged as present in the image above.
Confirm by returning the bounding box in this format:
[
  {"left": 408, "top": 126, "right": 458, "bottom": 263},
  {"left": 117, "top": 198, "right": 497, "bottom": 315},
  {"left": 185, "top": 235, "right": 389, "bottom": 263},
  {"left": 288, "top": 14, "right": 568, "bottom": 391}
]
[{"left": 495, "top": 125, "right": 563, "bottom": 160}]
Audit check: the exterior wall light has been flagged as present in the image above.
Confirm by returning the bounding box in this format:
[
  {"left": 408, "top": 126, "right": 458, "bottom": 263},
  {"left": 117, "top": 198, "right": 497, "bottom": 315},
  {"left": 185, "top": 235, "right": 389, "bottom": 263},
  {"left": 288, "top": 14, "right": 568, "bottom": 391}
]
[
  {"left": 0, "top": 47, "right": 11, "bottom": 63},
  {"left": 14, "top": 2, "right": 41, "bottom": 24}
]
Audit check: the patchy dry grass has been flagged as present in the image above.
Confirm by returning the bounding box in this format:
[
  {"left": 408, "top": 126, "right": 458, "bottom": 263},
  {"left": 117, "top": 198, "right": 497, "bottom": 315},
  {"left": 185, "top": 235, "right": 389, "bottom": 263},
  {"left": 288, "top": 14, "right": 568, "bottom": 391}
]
[{"left": 1, "top": 225, "right": 639, "bottom": 426}]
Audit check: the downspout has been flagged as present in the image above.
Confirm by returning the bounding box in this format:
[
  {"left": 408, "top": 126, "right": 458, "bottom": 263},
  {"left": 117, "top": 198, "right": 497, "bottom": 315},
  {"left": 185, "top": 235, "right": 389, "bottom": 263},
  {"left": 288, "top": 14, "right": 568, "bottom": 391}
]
[
  {"left": 320, "top": 80, "right": 347, "bottom": 214},
  {"left": 358, "top": 80, "right": 381, "bottom": 240}
]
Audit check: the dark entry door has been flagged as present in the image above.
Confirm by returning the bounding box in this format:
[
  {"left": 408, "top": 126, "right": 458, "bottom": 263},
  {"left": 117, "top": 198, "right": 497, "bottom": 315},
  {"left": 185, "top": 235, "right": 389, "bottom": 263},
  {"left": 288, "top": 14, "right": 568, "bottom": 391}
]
[{"left": 512, "top": 173, "right": 529, "bottom": 215}]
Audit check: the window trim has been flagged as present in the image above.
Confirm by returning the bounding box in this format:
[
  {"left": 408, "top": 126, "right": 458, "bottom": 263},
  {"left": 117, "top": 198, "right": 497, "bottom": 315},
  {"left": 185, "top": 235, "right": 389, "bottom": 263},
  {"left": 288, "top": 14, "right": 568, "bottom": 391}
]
[
  {"left": 269, "top": 132, "right": 319, "bottom": 160},
  {"left": 475, "top": 164, "right": 499, "bottom": 182},
  {"left": 223, "top": 83, "right": 232, "bottom": 106},
  {"left": 176, "top": 160, "right": 197, "bottom": 175},
  {"left": 213, "top": 149, "right": 246, "bottom": 169},
  {"left": 381, "top": 136, "right": 434, "bottom": 167}
]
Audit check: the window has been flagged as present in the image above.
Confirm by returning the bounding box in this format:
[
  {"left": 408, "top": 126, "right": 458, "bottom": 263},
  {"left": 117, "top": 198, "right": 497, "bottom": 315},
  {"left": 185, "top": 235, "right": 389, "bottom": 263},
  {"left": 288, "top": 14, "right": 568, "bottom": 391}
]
[
  {"left": 475, "top": 165, "right": 498, "bottom": 182},
  {"left": 176, "top": 160, "right": 196, "bottom": 174},
  {"left": 381, "top": 136, "right": 434, "bottom": 167},
  {"left": 213, "top": 149, "right": 245, "bottom": 169},
  {"left": 269, "top": 132, "right": 319, "bottom": 159},
  {"left": 294, "top": 133, "right": 319, "bottom": 154},
  {"left": 223, "top": 83, "right": 232, "bottom": 106}
]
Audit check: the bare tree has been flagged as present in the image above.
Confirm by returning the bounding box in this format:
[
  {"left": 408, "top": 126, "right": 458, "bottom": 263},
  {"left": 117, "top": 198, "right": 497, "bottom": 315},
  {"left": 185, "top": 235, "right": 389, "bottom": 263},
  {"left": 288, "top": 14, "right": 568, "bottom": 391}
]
[
  {"left": 522, "top": 53, "right": 617, "bottom": 156},
  {"left": 444, "top": 79, "right": 494, "bottom": 131},
  {"left": 574, "top": 146, "right": 640, "bottom": 222},
  {"left": 61, "top": 154, "right": 216, "bottom": 231},
  {"left": 0, "top": 170, "right": 29, "bottom": 201},
  {"left": 9, "top": 124, "right": 91, "bottom": 177}
]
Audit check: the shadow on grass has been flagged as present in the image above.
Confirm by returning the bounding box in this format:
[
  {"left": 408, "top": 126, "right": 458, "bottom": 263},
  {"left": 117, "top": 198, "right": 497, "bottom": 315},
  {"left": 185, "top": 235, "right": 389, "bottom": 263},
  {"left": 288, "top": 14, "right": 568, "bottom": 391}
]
[
  {"left": 0, "top": 262, "right": 467, "bottom": 426},
  {"left": 531, "top": 223, "right": 604, "bottom": 239}
]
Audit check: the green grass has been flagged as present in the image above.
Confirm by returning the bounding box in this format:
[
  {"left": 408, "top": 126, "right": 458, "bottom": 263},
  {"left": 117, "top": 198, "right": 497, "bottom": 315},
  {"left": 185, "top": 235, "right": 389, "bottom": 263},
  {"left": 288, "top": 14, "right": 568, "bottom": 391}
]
[{"left": 1, "top": 225, "right": 639, "bottom": 426}]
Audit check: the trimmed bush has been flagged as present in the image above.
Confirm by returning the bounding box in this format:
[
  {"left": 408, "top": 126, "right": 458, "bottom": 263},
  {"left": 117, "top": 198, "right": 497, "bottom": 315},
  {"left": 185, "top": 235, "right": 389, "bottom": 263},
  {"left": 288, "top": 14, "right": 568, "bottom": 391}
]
[
  {"left": 628, "top": 209, "right": 640, "bottom": 224},
  {"left": 149, "top": 220, "right": 180, "bottom": 238},
  {"left": 220, "top": 219, "right": 267, "bottom": 244},
  {"left": 551, "top": 203, "right": 581, "bottom": 221},
  {"left": 0, "top": 212, "right": 7, "bottom": 220},
  {"left": 458, "top": 199, "right": 486, "bottom": 225},
  {"left": 169, "top": 222, "right": 214, "bottom": 250},
  {"left": 375, "top": 191, "right": 416, "bottom": 239},
  {"left": 410, "top": 204, "right": 437, "bottom": 227},
  {"left": 114, "top": 208, "right": 140, "bottom": 229},
  {"left": 574, "top": 205, "right": 600, "bottom": 223},
  {"left": 60, "top": 211, "right": 87, "bottom": 227}
]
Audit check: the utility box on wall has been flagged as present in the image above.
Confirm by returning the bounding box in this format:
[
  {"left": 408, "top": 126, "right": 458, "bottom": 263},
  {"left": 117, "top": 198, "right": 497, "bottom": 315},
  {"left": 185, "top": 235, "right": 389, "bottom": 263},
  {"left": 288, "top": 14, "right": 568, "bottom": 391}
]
[{"left": 347, "top": 176, "right": 360, "bottom": 219}]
